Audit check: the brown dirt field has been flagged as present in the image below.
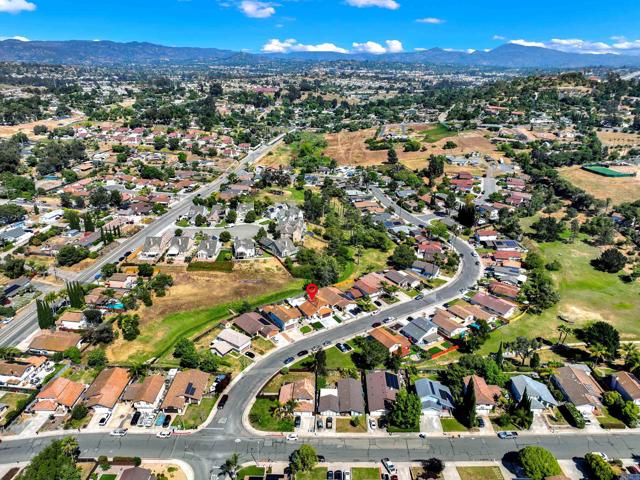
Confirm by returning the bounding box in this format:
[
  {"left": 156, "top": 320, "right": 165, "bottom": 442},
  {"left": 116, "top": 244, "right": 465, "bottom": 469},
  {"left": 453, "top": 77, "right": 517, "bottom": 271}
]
[
  {"left": 106, "top": 258, "right": 294, "bottom": 362},
  {"left": 325, "top": 129, "right": 501, "bottom": 170},
  {"left": 142, "top": 463, "right": 187, "bottom": 480},
  {"left": 597, "top": 131, "right": 640, "bottom": 149},
  {"left": 257, "top": 144, "right": 292, "bottom": 167},
  {"left": 559, "top": 165, "right": 640, "bottom": 204},
  {"left": 0, "top": 114, "right": 86, "bottom": 139}
]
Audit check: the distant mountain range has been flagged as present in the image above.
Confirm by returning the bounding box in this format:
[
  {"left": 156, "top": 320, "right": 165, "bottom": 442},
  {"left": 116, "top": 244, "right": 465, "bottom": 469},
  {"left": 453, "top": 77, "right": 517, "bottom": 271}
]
[{"left": 1, "top": 39, "right": 640, "bottom": 69}]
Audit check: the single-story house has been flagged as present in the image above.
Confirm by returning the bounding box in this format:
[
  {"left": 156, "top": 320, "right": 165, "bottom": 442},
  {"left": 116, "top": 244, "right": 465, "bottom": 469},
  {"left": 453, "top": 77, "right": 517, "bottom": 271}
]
[
  {"left": 611, "top": 372, "right": 640, "bottom": 406},
  {"left": 211, "top": 328, "right": 252, "bottom": 356},
  {"left": 431, "top": 310, "right": 467, "bottom": 338},
  {"left": 400, "top": 317, "right": 441, "bottom": 345},
  {"left": 365, "top": 370, "right": 400, "bottom": 416},
  {"left": 510, "top": 375, "right": 559, "bottom": 412},
  {"left": 57, "top": 310, "right": 88, "bottom": 331},
  {"left": 33, "top": 377, "right": 84, "bottom": 414},
  {"left": 383, "top": 270, "right": 421, "bottom": 289},
  {"left": 415, "top": 378, "right": 455, "bottom": 415},
  {"left": 370, "top": 327, "right": 412, "bottom": 357},
  {"left": 84, "top": 367, "right": 131, "bottom": 414},
  {"left": 552, "top": 364, "right": 603, "bottom": 414},
  {"left": 464, "top": 375, "right": 502, "bottom": 413},
  {"left": 233, "top": 312, "right": 278, "bottom": 338},
  {"left": 28, "top": 331, "right": 82, "bottom": 356},
  {"left": 411, "top": 261, "right": 440, "bottom": 278},
  {"left": 122, "top": 374, "right": 166, "bottom": 412},
  {"left": 107, "top": 273, "right": 138, "bottom": 290},
  {"left": 279, "top": 378, "right": 315, "bottom": 417},
  {"left": 262, "top": 304, "right": 302, "bottom": 330},
  {"left": 120, "top": 466, "right": 156, "bottom": 480},
  {"left": 161, "top": 369, "right": 210, "bottom": 414},
  {"left": 0, "top": 356, "right": 46, "bottom": 385},
  {"left": 470, "top": 292, "right": 517, "bottom": 318}
]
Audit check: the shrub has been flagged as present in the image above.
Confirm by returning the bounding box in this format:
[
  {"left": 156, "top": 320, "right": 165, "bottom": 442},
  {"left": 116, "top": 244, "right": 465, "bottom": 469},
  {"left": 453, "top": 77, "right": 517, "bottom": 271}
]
[
  {"left": 560, "top": 403, "right": 585, "bottom": 429},
  {"left": 519, "top": 446, "right": 562, "bottom": 480},
  {"left": 584, "top": 453, "right": 614, "bottom": 480}
]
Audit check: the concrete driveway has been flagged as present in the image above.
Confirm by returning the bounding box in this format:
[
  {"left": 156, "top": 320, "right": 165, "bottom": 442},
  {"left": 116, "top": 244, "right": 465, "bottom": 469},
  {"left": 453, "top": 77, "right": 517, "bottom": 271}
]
[{"left": 420, "top": 413, "right": 443, "bottom": 434}]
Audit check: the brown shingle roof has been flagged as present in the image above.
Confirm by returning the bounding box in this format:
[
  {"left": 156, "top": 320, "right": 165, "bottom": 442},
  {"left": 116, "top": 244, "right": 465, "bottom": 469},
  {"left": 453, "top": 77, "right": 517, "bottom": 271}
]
[
  {"left": 161, "top": 369, "right": 210, "bottom": 411},
  {"left": 29, "top": 331, "right": 81, "bottom": 353},
  {"left": 84, "top": 367, "right": 130, "bottom": 409},
  {"left": 122, "top": 374, "right": 165, "bottom": 404},
  {"left": 37, "top": 377, "right": 84, "bottom": 408}
]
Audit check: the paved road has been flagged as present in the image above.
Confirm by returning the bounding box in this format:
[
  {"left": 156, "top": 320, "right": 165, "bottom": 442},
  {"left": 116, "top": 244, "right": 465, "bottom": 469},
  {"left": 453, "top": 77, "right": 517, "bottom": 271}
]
[{"left": 0, "top": 137, "right": 286, "bottom": 348}]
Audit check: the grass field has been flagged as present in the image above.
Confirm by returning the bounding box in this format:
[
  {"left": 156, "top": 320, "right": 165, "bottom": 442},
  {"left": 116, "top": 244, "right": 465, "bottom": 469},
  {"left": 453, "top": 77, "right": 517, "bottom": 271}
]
[
  {"left": 456, "top": 467, "right": 504, "bottom": 480},
  {"left": 440, "top": 417, "right": 469, "bottom": 432},
  {"left": 480, "top": 239, "right": 640, "bottom": 355},
  {"left": 173, "top": 397, "right": 216, "bottom": 430},
  {"left": 262, "top": 371, "right": 315, "bottom": 395},
  {"left": 336, "top": 416, "right": 367, "bottom": 433},
  {"left": 422, "top": 124, "right": 455, "bottom": 143},
  {"left": 351, "top": 468, "right": 379, "bottom": 480},
  {"left": 335, "top": 248, "right": 391, "bottom": 287},
  {"left": 249, "top": 398, "right": 294, "bottom": 432},
  {"left": 237, "top": 466, "right": 265, "bottom": 479},
  {"left": 107, "top": 273, "right": 304, "bottom": 365},
  {"left": 559, "top": 165, "right": 640, "bottom": 204},
  {"left": 324, "top": 346, "right": 357, "bottom": 370}
]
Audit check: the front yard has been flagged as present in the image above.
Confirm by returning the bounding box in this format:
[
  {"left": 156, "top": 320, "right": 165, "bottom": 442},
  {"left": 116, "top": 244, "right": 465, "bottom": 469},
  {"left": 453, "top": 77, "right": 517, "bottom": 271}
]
[
  {"left": 248, "top": 397, "right": 294, "bottom": 432},
  {"left": 173, "top": 397, "right": 217, "bottom": 430},
  {"left": 336, "top": 416, "right": 367, "bottom": 433},
  {"left": 351, "top": 467, "right": 380, "bottom": 480},
  {"left": 440, "top": 417, "right": 469, "bottom": 432},
  {"left": 296, "top": 468, "right": 328, "bottom": 480},
  {"left": 456, "top": 467, "right": 504, "bottom": 480}
]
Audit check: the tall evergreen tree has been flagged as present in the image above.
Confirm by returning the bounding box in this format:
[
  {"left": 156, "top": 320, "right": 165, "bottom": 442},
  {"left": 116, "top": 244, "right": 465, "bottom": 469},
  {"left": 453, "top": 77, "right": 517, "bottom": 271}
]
[
  {"left": 66, "top": 281, "right": 85, "bottom": 309},
  {"left": 36, "top": 299, "right": 53, "bottom": 329},
  {"left": 495, "top": 342, "right": 504, "bottom": 368},
  {"left": 83, "top": 213, "right": 95, "bottom": 232},
  {"left": 461, "top": 378, "right": 477, "bottom": 428}
]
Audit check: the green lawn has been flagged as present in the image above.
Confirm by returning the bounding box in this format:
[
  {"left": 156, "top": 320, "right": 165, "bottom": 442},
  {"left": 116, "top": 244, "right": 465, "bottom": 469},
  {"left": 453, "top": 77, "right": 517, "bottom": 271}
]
[
  {"left": 99, "top": 475, "right": 117, "bottom": 480},
  {"left": 237, "top": 466, "right": 265, "bottom": 479},
  {"left": 337, "top": 248, "right": 391, "bottom": 284},
  {"left": 351, "top": 467, "right": 380, "bottom": 480},
  {"left": 300, "top": 325, "right": 313, "bottom": 334},
  {"left": 481, "top": 239, "right": 640, "bottom": 355},
  {"left": 422, "top": 124, "right": 455, "bottom": 143},
  {"left": 286, "top": 187, "right": 306, "bottom": 203},
  {"left": 148, "top": 280, "right": 304, "bottom": 365},
  {"left": 173, "top": 397, "right": 217, "bottom": 430},
  {"left": 248, "top": 398, "right": 294, "bottom": 432},
  {"left": 336, "top": 416, "right": 367, "bottom": 433},
  {"left": 456, "top": 467, "right": 504, "bottom": 480},
  {"left": 440, "top": 417, "right": 469, "bottom": 432},
  {"left": 596, "top": 406, "right": 626, "bottom": 429},
  {"left": 324, "top": 346, "right": 356, "bottom": 370},
  {"left": 296, "top": 468, "right": 328, "bottom": 480}
]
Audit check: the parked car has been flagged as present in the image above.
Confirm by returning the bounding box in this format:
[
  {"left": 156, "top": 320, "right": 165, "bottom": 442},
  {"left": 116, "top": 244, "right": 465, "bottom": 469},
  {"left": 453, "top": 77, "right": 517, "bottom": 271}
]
[
  {"left": 327, "top": 471, "right": 334, "bottom": 480},
  {"left": 383, "top": 316, "right": 395, "bottom": 324},
  {"left": 317, "top": 418, "right": 324, "bottom": 430},
  {"left": 343, "top": 471, "right": 351, "bottom": 480},
  {"left": 628, "top": 466, "right": 640, "bottom": 474},
  {"left": 478, "top": 418, "right": 485, "bottom": 428},
  {"left": 497, "top": 431, "right": 518, "bottom": 439},
  {"left": 326, "top": 417, "right": 333, "bottom": 429},
  {"left": 130, "top": 411, "right": 141, "bottom": 426},
  {"left": 286, "top": 433, "right": 298, "bottom": 442},
  {"left": 162, "top": 415, "right": 172, "bottom": 428},
  {"left": 317, "top": 455, "right": 326, "bottom": 463},
  {"left": 244, "top": 351, "right": 256, "bottom": 359},
  {"left": 284, "top": 357, "right": 295, "bottom": 365},
  {"left": 414, "top": 294, "right": 424, "bottom": 301},
  {"left": 156, "top": 430, "right": 172, "bottom": 439},
  {"left": 382, "top": 458, "right": 396, "bottom": 474},
  {"left": 322, "top": 340, "right": 332, "bottom": 347},
  {"left": 144, "top": 415, "right": 154, "bottom": 427},
  {"left": 335, "top": 471, "right": 343, "bottom": 480},
  {"left": 297, "top": 350, "right": 308, "bottom": 357},
  {"left": 110, "top": 428, "right": 127, "bottom": 437},
  {"left": 369, "top": 418, "right": 377, "bottom": 430},
  {"left": 294, "top": 416, "right": 301, "bottom": 428},
  {"left": 218, "top": 395, "right": 229, "bottom": 410},
  {"left": 371, "top": 322, "right": 381, "bottom": 328},
  {"left": 98, "top": 414, "right": 111, "bottom": 427}
]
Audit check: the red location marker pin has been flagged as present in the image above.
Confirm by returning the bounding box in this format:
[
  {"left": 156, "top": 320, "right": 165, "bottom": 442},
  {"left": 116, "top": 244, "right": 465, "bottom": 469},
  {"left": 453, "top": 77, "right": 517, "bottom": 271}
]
[{"left": 306, "top": 283, "right": 318, "bottom": 301}]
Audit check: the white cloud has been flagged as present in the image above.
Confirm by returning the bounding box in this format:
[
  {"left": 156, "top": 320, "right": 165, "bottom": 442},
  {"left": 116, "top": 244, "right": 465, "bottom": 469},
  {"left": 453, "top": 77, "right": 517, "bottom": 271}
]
[
  {"left": 352, "top": 41, "right": 387, "bottom": 54},
  {"left": 345, "top": 0, "right": 399, "bottom": 10},
  {"left": 492, "top": 35, "right": 506, "bottom": 41},
  {"left": 0, "top": 0, "right": 35, "bottom": 13},
  {"left": 385, "top": 39, "right": 403, "bottom": 53},
  {"left": 0, "top": 35, "right": 29, "bottom": 41},
  {"left": 510, "top": 39, "right": 546, "bottom": 48},
  {"left": 414, "top": 47, "right": 427, "bottom": 52},
  {"left": 416, "top": 17, "right": 444, "bottom": 24},
  {"left": 240, "top": 0, "right": 276, "bottom": 18},
  {"left": 508, "top": 37, "right": 640, "bottom": 55},
  {"left": 261, "top": 38, "right": 348, "bottom": 54}
]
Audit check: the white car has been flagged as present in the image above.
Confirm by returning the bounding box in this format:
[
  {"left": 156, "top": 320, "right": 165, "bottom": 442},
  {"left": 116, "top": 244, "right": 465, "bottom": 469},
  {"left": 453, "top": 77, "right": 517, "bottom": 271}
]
[
  {"left": 98, "top": 414, "right": 111, "bottom": 427},
  {"left": 286, "top": 433, "right": 298, "bottom": 441},
  {"left": 590, "top": 452, "right": 610, "bottom": 462},
  {"left": 344, "top": 471, "right": 351, "bottom": 480},
  {"left": 382, "top": 458, "right": 396, "bottom": 474},
  {"left": 369, "top": 418, "right": 377, "bottom": 430},
  {"left": 156, "top": 430, "right": 172, "bottom": 438},
  {"left": 110, "top": 428, "right": 127, "bottom": 437}
]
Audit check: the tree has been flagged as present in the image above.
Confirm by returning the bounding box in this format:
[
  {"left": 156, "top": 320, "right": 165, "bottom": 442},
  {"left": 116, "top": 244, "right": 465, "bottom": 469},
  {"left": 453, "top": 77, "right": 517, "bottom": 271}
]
[
  {"left": 353, "top": 338, "right": 389, "bottom": 370},
  {"left": 0, "top": 204, "right": 26, "bottom": 225},
  {"left": 530, "top": 216, "right": 565, "bottom": 242},
  {"left": 220, "top": 453, "right": 240, "bottom": 479},
  {"left": 290, "top": 445, "right": 318, "bottom": 473},
  {"left": 70, "top": 403, "right": 88, "bottom": 421},
  {"left": 1, "top": 255, "right": 25, "bottom": 279},
  {"left": 66, "top": 281, "right": 85, "bottom": 309},
  {"left": 120, "top": 314, "right": 140, "bottom": 341},
  {"left": 557, "top": 325, "right": 572, "bottom": 345},
  {"left": 64, "top": 347, "right": 82, "bottom": 364},
  {"left": 314, "top": 350, "right": 327, "bottom": 376},
  {"left": 390, "top": 243, "right": 416, "bottom": 270},
  {"left": 460, "top": 378, "right": 477, "bottom": 428},
  {"left": 457, "top": 203, "right": 477, "bottom": 228},
  {"left": 387, "top": 148, "right": 398, "bottom": 164},
  {"left": 387, "top": 389, "right": 421, "bottom": 430},
  {"left": 138, "top": 264, "right": 154, "bottom": 277},
  {"left": 56, "top": 245, "right": 89, "bottom": 267},
  {"left": 87, "top": 348, "right": 107, "bottom": 368},
  {"left": 101, "top": 263, "right": 117, "bottom": 279},
  {"left": 16, "top": 437, "right": 81, "bottom": 480},
  {"left": 508, "top": 337, "right": 540, "bottom": 366},
  {"left": 83, "top": 213, "right": 95, "bottom": 232},
  {"left": 511, "top": 388, "right": 533, "bottom": 429},
  {"left": 220, "top": 231, "right": 231, "bottom": 243},
  {"left": 584, "top": 453, "right": 615, "bottom": 480},
  {"left": 198, "top": 351, "right": 223, "bottom": 373},
  {"left": 589, "top": 343, "right": 608, "bottom": 366},
  {"left": 88, "top": 186, "right": 110, "bottom": 211},
  {"left": 519, "top": 269, "right": 559, "bottom": 314},
  {"left": 581, "top": 321, "right": 620, "bottom": 359},
  {"left": 592, "top": 248, "right": 626, "bottom": 273},
  {"left": 36, "top": 299, "right": 54, "bottom": 329},
  {"left": 245, "top": 210, "right": 257, "bottom": 223},
  {"left": 518, "top": 446, "right": 562, "bottom": 480}
]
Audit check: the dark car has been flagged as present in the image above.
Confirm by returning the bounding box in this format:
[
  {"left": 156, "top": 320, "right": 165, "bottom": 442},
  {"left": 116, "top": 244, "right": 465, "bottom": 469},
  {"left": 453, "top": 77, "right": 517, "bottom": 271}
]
[
  {"left": 284, "top": 357, "right": 295, "bottom": 365},
  {"left": 322, "top": 340, "right": 331, "bottom": 347},
  {"left": 130, "top": 411, "right": 141, "bottom": 426},
  {"left": 334, "top": 471, "right": 343, "bottom": 480},
  {"left": 244, "top": 351, "right": 256, "bottom": 359},
  {"left": 372, "top": 322, "right": 381, "bottom": 328},
  {"left": 218, "top": 395, "right": 229, "bottom": 410},
  {"left": 297, "top": 350, "right": 308, "bottom": 357},
  {"left": 326, "top": 417, "right": 333, "bottom": 429},
  {"left": 294, "top": 416, "right": 301, "bottom": 428},
  {"left": 336, "top": 343, "right": 348, "bottom": 353},
  {"left": 162, "top": 415, "right": 172, "bottom": 428},
  {"left": 317, "top": 455, "right": 326, "bottom": 463},
  {"left": 316, "top": 418, "right": 323, "bottom": 430},
  {"left": 327, "top": 471, "right": 334, "bottom": 480}
]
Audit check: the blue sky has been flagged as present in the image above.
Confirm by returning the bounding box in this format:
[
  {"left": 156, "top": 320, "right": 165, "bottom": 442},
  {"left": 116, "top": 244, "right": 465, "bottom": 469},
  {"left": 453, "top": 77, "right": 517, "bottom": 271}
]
[{"left": 0, "top": 0, "right": 639, "bottom": 55}]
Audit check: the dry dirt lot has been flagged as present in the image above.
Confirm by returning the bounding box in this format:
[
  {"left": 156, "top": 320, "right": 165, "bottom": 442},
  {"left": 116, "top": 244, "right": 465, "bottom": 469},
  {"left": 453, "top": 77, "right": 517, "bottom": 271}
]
[
  {"left": 559, "top": 165, "right": 640, "bottom": 204},
  {"left": 0, "top": 114, "right": 86, "bottom": 138},
  {"left": 106, "top": 258, "right": 295, "bottom": 362},
  {"left": 324, "top": 128, "right": 502, "bottom": 170},
  {"left": 597, "top": 131, "right": 640, "bottom": 151}
]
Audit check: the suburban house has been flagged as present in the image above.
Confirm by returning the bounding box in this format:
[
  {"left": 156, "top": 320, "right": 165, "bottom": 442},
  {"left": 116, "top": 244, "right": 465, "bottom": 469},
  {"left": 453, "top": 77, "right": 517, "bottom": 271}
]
[
  {"left": 211, "top": 328, "right": 252, "bottom": 356},
  {"left": 349, "top": 272, "right": 386, "bottom": 299},
  {"left": 611, "top": 372, "right": 640, "bottom": 406},
  {"left": 278, "top": 378, "right": 315, "bottom": 417},
  {"left": 510, "top": 375, "right": 559, "bottom": 412},
  {"left": 233, "top": 312, "right": 279, "bottom": 338},
  {"left": 415, "top": 378, "right": 455, "bottom": 416},
  {"left": 318, "top": 377, "right": 365, "bottom": 417},
  {"left": 370, "top": 327, "right": 412, "bottom": 357},
  {"left": 120, "top": 466, "right": 156, "bottom": 480},
  {"left": 411, "top": 261, "right": 440, "bottom": 279},
  {"left": 57, "top": 310, "right": 88, "bottom": 331},
  {"left": 139, "top": 232, "right": 172, "bottom": 261},
  {"left": 0, "top": 356, "right": 47, "bottom": 386},
  {"left": 318, "top": 388, "right": 340, "bottom": 416},
  {"left": 446, "top": 304, "right": 475, "bottom": 324},
  {"left": 161, "top": 369, "right": 210, "bottom": 414},
  {"left": 464, "top": 375, "right": 502, "bottom": 413},
  {"left": 431, "top": 310, "right": 467, "bottom": 339},
  {"left": 365, "top": 370, "right": 400, "bottom": 416},
  {"left": 234, "top": 238, "right": 256, "bottom": 259},
  {"left": 28, "top": 331, "right": 82, "bottom": 356},
  {"left": 195, "top": 238, "right": 220, "bottom": 261},
  {"left": 259, "top": 237, "right": 298, "bottom": 258},
  {"left": 32, "top": 377, "right": 84, "bottom": 414},
  {"left": 316, "top": 287, "right": 357, "bottom": 312},
  {"left": 400, "top": 317, "right": 441, "bottom": 346},
  {"left": 107, "top": 273, "right": 138, "bottom": 290},
  {"left": 383, "top": 270, "right": 421, "bottom": 289},
  {"left": 166, "top": 237, "right": 194, "bottom": 262},
  {"left": 470, "top": 292, "right": 517, "bottom": 318},
  {"left": 475, "top": 229, "right": 499, "bottom": 243},
  {"left": 489, "top": 281, "right": 520, "bottom": 300},
  {"left": 262, "top": 304, "right": 302, "bottom": 330},
  {"left": 552, "top": 364, "right": 603, "bottom": 414},
  {"left": 122, "top": 374, "right": 166, "bottom": 412},
  {"left": 84, "top": 367, "right": 131, "bottom": 414}
]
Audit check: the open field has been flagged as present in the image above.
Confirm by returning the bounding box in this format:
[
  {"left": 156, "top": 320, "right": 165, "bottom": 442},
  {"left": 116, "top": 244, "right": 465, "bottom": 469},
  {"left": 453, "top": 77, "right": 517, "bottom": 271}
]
[
  {"left": 559, "top": 165, "right": 640, "bottom": 204},
  {"left": 0, "top": 113, "right": 86, "bottom": 138},
  {"left": 141, "top": 463, "right": 187, "bottom": 480},
  {"left": 106, "top": 259, "right": 302, "bottom": 364},
  {"left": 351, "top": 468, "right": 380, "bottom": 480},
  {"left": 597, "top": 130, "right": 640, "bottom": 151},
  {"left": 481, "top": 238, "right": 640, "bottom": 355},
  {"left": 257, "top": 144, "right": 292, "bottom": 167}
]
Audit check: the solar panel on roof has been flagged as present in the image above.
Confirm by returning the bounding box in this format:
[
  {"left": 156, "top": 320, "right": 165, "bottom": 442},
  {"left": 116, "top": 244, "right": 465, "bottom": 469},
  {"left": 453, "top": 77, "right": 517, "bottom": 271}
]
[
  {"left": 385, "top": 372, "right": 399, "bottom": 390},
  {"left": 185, "top": 382, "right": 196, "bottom": 396}
]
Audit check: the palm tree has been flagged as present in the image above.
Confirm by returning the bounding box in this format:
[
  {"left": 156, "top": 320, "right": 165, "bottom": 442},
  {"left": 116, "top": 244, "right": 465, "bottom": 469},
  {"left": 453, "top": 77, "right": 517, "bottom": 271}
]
[
  {"left": 557, "top": 325, "right": 572, "bottom": 345},
  {"left": 589, "top": 343, "right": 608, "bottom": 367},
  {"left": 221, "top": 453, "right": 240, "bottom": 479},
  {"left": 620, "top": 343, "right": 638, "bottom": 362},
  {"left": 625, "top": 351, "right": 640, "bottom": 374}
]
